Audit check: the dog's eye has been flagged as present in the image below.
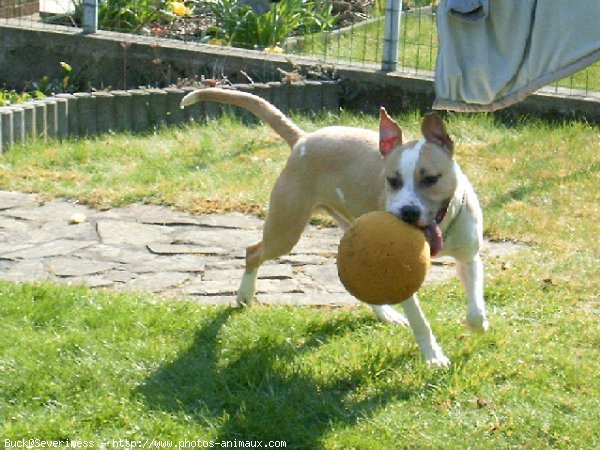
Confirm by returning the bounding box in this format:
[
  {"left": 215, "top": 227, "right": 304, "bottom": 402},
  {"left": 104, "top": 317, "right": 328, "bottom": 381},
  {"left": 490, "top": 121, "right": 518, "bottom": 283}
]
[
  {"left": 422, "top": 174, "right": 441, "bottom": 187},
  {"left": 387, "top": 176, "right": 403, "bottom": 190}
]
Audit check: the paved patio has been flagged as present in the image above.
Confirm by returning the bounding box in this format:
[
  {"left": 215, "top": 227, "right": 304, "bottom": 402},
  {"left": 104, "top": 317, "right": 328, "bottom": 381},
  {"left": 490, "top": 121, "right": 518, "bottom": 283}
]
[{"left": 0, "top": 190, "right": 523, "bottom": 306}]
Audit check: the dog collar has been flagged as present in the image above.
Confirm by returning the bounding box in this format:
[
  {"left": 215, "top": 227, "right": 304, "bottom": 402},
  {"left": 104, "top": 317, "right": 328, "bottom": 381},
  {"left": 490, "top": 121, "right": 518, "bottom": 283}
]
[{"left": 441, "top": 191, "right": 467, "bottom": 241}]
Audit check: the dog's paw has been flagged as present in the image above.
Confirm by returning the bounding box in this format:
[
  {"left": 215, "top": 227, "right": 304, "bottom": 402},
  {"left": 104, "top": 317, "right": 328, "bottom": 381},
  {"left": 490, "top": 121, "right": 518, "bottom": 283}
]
[
  {"left": 371, "top": 305, "right": 410, "bottom": 327},
  {"left": 236, "top": 292, "right": 255, "bottom": 308},
  {"left": 424, "top": 350, "right": 451, "bottom": 369},
  {"left": 426, "top": 354, "right": 451, "bottom": 368},
  {"left": 464, "top": 313, "right": 489, "bottom": 333},
  {"left": 417, "top": 339, "right": 451, "bottom": 368}
]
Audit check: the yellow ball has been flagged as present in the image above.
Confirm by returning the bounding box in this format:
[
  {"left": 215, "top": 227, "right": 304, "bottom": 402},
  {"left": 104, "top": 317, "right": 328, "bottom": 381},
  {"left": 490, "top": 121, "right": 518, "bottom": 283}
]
[{"left": 337, "top": 211, "right": 430, "bottom": 305}]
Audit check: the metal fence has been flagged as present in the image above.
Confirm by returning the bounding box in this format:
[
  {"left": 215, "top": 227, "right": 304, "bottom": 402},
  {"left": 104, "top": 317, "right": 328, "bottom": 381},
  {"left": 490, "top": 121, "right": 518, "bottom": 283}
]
[{"left": 1, "top": 0, "right": 599, "bottom": 97}]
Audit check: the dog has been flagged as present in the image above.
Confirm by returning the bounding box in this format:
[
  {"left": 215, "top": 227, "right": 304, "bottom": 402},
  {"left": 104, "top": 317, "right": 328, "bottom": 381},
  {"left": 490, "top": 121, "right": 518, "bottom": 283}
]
[{"left": 181, "top": 88, "right": 489, "bottom": 367}]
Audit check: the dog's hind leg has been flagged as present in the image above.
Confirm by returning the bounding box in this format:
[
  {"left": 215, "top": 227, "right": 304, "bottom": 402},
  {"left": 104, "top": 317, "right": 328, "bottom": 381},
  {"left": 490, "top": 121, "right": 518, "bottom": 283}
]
[
  {"left": 237, "top": 175, "right": 313, "bottom": 306},
  {"left": 237, "top": 243, "right": 262, "bottom": 307}
]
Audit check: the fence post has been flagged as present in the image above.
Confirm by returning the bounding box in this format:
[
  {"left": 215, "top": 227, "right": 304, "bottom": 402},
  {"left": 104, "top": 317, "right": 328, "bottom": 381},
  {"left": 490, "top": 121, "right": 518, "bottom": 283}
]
[
  {"left": 82, "top": 0, "right": 98, "bottom": 34},
  {"left": 381, "top": 0, "right": 402, "bottom": 72}
]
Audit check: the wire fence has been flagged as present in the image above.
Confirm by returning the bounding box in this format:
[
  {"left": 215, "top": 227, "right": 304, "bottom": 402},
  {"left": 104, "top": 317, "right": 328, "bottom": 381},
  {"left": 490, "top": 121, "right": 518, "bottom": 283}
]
[
  {"left": 1, "top": 0, "right": 600, "bottom": 97},
  {"left": 283, "top": 5, "right": 438, "bottom": 73}
]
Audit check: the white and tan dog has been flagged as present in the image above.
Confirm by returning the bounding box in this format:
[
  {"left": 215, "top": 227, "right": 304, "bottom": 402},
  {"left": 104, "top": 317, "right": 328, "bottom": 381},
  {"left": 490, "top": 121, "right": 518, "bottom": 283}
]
[{"left": 181, "top": 88, "right": 488, "bottom": 366}]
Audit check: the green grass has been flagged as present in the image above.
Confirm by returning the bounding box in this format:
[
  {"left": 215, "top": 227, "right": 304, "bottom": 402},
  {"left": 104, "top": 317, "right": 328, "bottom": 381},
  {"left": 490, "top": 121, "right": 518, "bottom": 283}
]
[
  {"left": 2, "top": 276, "right": 599, "bottom": 447},
  {"left": 1, "top": 111, "right": 599, "bottom": 446},
  {"left": 0, "top": 114, "right": 290, "bottom": 214}
]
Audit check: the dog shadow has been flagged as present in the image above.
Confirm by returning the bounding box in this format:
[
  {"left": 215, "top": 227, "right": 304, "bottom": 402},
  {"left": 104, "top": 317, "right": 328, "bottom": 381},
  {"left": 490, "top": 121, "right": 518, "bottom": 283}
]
[{"left": 137, "top": 308, "right": 427, "bottom": 447}]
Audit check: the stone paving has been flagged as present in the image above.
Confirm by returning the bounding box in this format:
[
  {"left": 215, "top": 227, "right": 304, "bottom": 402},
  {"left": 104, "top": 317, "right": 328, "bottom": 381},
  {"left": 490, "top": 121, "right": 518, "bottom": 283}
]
[{"left": 0, "top": 190, "right": 523, "bottom": 307}]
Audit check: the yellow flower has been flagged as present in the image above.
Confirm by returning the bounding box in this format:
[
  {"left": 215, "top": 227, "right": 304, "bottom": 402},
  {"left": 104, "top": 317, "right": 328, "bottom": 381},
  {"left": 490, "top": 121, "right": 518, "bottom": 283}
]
[
  {"left": 264, "top": 45, "right": 284, "bottom": 54},
  {"left": 170, "top": 1, "right": 189, "bottom": 16}
]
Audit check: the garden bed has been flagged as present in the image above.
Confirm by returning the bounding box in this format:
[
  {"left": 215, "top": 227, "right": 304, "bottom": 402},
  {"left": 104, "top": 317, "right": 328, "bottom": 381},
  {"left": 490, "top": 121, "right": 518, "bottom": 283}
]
[
  {"left": 0, "top": 0, "right": 38, "bottom": 18},
  {"left": 46, "top": 1, "right": 433, "bottom": 49}
]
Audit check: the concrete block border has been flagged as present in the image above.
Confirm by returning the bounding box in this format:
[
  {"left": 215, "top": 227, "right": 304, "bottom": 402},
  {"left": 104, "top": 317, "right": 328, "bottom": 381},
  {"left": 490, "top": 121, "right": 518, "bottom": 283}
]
[{"left": 0, "top": 81, "right": 339, "bottom": 152}]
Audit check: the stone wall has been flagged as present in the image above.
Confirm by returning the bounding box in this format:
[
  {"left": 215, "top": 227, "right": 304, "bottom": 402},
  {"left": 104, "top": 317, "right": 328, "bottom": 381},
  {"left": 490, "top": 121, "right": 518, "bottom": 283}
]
[
  {"left": 1, "top": 17, "right": 600, "bottom": 139},
  {"left": 0, "top": 19, "right": 302, "bottom": 92}
]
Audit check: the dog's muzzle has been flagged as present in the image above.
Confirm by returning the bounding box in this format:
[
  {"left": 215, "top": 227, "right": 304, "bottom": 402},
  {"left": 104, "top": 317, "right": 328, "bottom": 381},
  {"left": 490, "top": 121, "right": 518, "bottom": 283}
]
[
  {"left": 399, "top": 205, "right": 421, "bottom": 225},
  {"left": 398, "top": 202, "right": 450, "bottom": 257}
]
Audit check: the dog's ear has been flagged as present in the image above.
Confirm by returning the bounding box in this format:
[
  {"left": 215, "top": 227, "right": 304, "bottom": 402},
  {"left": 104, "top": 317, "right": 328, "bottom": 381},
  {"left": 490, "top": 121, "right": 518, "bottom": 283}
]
[
  {"left": 379, "top": 107, "right": 403, "bottom": 157},
  {"left": 422, "top": 112, "right": 454, "bottom": 155}
]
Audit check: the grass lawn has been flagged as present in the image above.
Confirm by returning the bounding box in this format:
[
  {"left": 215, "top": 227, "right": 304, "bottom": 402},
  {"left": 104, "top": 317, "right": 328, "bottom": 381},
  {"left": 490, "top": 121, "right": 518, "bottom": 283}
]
[
  {"left": 288, "top": 10, "right": 600, "bottom": 93},
  {"left": 1, "top": 111, "right": 599, "bottom": 447}
]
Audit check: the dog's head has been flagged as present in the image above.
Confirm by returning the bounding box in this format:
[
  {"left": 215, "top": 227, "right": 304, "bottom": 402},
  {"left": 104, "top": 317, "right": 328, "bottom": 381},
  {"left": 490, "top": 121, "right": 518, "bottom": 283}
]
[{"left": 379, "top": 109, "right": 458, "bottom": 255}]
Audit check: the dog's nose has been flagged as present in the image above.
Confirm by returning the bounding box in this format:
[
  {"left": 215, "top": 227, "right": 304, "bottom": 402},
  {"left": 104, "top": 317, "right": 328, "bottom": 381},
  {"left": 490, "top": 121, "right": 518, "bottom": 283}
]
[{"left": 400, "top": 205, "right": 421, "bottom": 225}]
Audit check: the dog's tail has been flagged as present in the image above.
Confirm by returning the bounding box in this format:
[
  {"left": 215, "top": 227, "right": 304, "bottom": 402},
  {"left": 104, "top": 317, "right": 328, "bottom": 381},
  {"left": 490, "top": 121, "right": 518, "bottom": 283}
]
[{"left": 180, "top": 88, "right": 305, "bottom": 149}]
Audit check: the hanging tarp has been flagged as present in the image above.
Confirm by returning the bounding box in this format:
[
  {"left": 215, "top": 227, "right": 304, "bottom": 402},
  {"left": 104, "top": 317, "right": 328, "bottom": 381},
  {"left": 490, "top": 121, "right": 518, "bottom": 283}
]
[{"left": 433, "top": 0, "right": 600, "bottom": 111}]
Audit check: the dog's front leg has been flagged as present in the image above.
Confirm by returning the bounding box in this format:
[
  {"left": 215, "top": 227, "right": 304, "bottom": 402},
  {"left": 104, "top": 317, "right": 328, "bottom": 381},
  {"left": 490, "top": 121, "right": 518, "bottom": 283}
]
[
  {"left": 456, "top": 254, "right": 489, "bottom": 333},
  {"left": 402, "top": 295, "right": 450, "bottom": 367}
]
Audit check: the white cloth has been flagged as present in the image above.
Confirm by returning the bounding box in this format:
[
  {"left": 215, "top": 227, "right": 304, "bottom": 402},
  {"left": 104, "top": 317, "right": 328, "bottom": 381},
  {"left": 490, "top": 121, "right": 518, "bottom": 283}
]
[{"left": 434, "top": 0, "right": 600, "bottom": 111}]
